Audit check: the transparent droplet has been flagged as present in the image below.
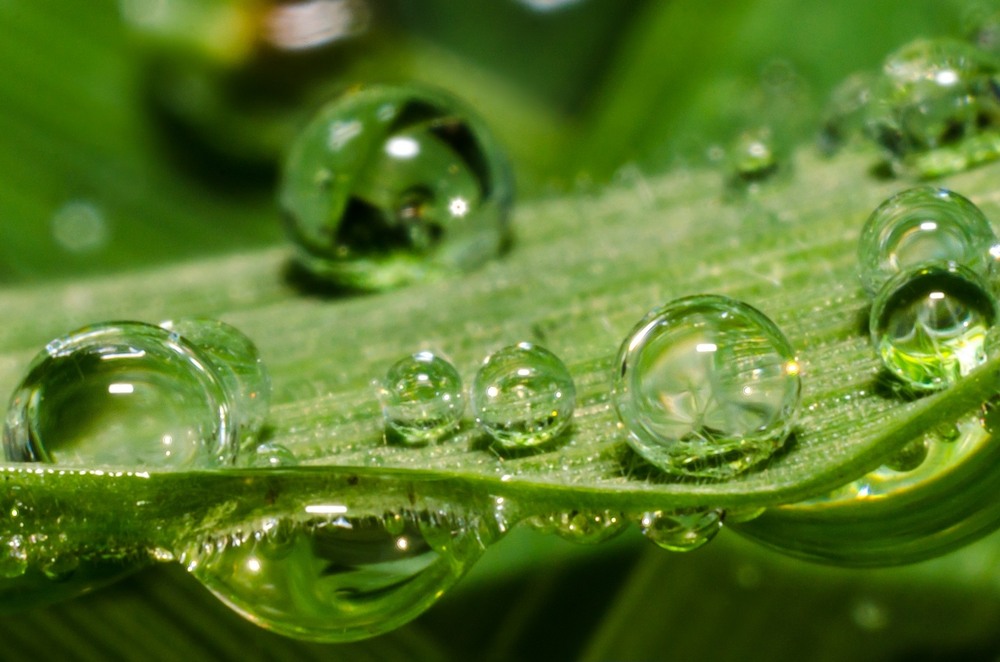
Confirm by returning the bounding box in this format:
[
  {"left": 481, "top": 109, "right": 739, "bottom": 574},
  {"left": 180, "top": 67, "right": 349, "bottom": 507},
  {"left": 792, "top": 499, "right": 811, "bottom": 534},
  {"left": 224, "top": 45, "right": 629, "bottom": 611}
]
[
  {"left": 864, "top": 38, "right": 1000, "bottom": 170},
  {"left": 378, "top": 352, "right": 464, "bottom": 444},
  {"left": 613, "top": 295, "right": 801, "bottom": 479},
  {"left": 183, "top": 501, "right": 498, "bottom": 642},
  {"left": 851, "top": 598, "right": 889, "bottom": 631},
  {"left": 857, "top": 186, "right": 997, "bottom": 296},
  {"left": 529, "top": 510, "right": 628, "bottom": 545},
  {"left": 729, "top": 127, "right": 779, "bottom": 184},
  {"left": 246, "top": 442, "right": 297, "bottom": 468},
  {"left": 639, "top": 508, "right": 724, "bottom": 552},
  {"left": 160, "top": 318, "right": 271, "bottom": 450},
  {"left": 819, "top": 71, "right": 877, "bottom": 153},
  {"left": 883, "top": 438, "right": 930, "bottom": 472},
  {"left": 279, "top": 84, "right": 514, "bottom": 291},
  {"left": 51, "top": 200, "right": 109, "bottom": 254},
  {"left": 3, "top": 320, "right": 270, "bottom": 468},
  {"left": 40, "top": 554, "right": 80, "bottom": 581},
  {"left": 870, "top": 264, "right": 997, "bottom": 391},
  {"left": 471, "top": 342, "right": 576, "bottom": 449}
]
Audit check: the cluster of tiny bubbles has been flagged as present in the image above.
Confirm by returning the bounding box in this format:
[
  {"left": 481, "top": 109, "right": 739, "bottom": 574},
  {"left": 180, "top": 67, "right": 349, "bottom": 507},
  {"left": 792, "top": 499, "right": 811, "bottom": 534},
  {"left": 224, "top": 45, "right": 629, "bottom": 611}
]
[
  {"left": 869, "top": 263, "right": 997, "bottom": 392},
  {"left": 279, "top": 84, "right": 514, "bottom": 291},
  {"left": 2, "top": 319, "right": 270, "bottom": 469},
  {"left": 180, "top": 495, "right": 501, "bottom": 642},
  {"left": 470, "top": 342, "right": 576, "bottom": 450},
  {"left": 612, "top": 294, "right": 801, "bottom": 480},
  {"left": 637, "top": 508, "right": 725, "bottom": 552},
  {"left": 526, "top": 510, "right": 628, "bottom": 544},
  {"left": 857, "top": 187, "right": 999, "bottom": 297},
  {"left": 377, "top": 351, "right": 464, "bottom": 445}
]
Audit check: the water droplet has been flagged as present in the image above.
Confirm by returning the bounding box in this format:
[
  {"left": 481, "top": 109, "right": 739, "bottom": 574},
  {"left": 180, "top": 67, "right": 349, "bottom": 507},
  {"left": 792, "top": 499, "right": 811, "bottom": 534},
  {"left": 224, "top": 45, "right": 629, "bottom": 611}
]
[
  {"left": 40, "top": 554, "right": 80, "bottom": 581},
  {"left": 160, "top": 318, "right": 271, "bottom": 450},
  {"left": 613, "top": 295, "right": 801, "bottom": 479},
  {"left": 729, "top": 127, "right": 779, "bottom": 184},
  {"left": 883, "top": 438, "right": 930, "bottom": 472},
  {"left": 820, "top": 71, "right": 877, "bottom": 153},
  {"left": 247, "top": 442, "right": 297, "bottom": 468},
  {"left": 639, "top": 508, "right": 724, "bottom": 552},
  {"left": 870, "top": 264, "right": 997, "bottom": 391},
  {"left": 865, "top": 38, "right": 1000, "bottom": 172},
  {"left": 851, "top": 598, "right": 889, "bottom": 631},
  {"left": 471, "top": 342, "right": 576, "bottom": 449},
  {"left": 183, "top": 500, "right": 498, "bottom": 642},
  {"left": 529, "top": 510, "right": 628, "bottom": 544},
  {"left": 378, "top": 352, "right": 464, "bottom": 444},
  {"left": 857, "top": 186, "right": 997, "bottom": 296},
  {"left": 3, "top": 320, "right": 270, "bottom": 468},
  {"left": 279, "top": 84, "right": 514, "bottom": 291},
  {"left": 51, "top": 200, "right": 109, "bottom": 254}
]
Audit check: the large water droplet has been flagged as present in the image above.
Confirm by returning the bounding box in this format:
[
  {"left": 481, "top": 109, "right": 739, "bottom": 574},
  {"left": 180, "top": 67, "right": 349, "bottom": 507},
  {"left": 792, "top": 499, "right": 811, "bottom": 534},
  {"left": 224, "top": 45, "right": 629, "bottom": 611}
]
[
  {"left": 378, "top": 352, "right": 464, "bottom": 444},
  {"left": 870, "top": 264, "right": 997, "bottom": 391},
  {"left": 858, "top": 186, "right": 997, "bottom": 296},
  {"left": 471, "top": 342, "right": 576, "bottom": 449},
  {"left": 613, "top": 295, "right": 801, "bottom": 479},
  {"left": 280, "top": 84, "right": 514, "bottom": 290},
  {"left": 639, "top": 508, "right": 724, "bottom": 552},
  {"left": 865, "top": 38, "right": 1000, "bottom": 173},
  {"left": 3, "top": 320, "right": 270, "bottom": 468},
  {"left": 182, "top": 498, "right": 498, "bottom": 642}
]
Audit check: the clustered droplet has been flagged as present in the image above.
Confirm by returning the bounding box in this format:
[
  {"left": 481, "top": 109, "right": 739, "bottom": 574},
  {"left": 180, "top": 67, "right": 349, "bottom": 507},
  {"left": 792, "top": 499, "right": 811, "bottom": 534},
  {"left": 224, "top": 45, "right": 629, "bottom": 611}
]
[
  {"left": 858, "top": 187, "right": 1000, "bottom": 391},
  {"left": 280, "top": 84, "right": 514, "bottom": 291},
  {"left": 3, "top": 319, "right": 270, "bottom": 468},
  {"left": 821, "top": 36, "right": 1000, "bottom": 176}
]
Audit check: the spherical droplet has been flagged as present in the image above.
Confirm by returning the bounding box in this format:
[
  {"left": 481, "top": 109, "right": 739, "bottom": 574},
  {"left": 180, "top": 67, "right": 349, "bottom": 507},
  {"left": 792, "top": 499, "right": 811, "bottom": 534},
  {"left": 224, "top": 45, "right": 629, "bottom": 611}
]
[
  {"left": 3, "top": 320, "right": 270, "bottom": 468},
  {"left": 639, "top": 508, "right": 724, "bottom": 552},
  {"left": 279, "top": 84, "right": 514, "bottom": 291},
  {"left": 246, "top": 442, "right": 298, "bottom": 468},
  {"left": 471, "top": 342, "right": 576, "bottom": 449},
  {"left": 378, "top": 352, "right": 464, "bottom": 444},
  {"left": 865, "top": 38, "right": 1000, "bottom": 163},
  {"left": 870, "top": 264, "right": 997, "bottom": 391},
  {"left": 858, "top": 186, "right": 997, "bottom": 296},
  {"left": 729, "top": 127, "right": 779, "bottom": 184},
  {"left": 883, "top": 438, "right": 930, "bottom": 472},
  {"left": 613, "top": 295, "right": 801, "bottom": 479}
]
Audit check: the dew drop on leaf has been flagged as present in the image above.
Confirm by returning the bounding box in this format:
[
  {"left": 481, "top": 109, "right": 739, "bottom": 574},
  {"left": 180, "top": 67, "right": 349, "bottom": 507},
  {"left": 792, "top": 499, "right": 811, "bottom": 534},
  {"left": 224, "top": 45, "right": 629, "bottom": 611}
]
[
  {"left": 613, "top": 295, "right": 800, "bottom": 479},
  {"left": 471, "top": 342, "right": 576, "bottom": 450},
  {"left": 279, "top": 84, "right": 514, "bottom": 291}
]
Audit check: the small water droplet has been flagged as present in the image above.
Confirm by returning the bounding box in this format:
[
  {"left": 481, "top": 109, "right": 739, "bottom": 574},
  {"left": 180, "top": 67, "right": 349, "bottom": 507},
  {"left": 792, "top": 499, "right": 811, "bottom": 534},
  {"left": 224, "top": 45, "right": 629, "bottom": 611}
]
[
  {"left": 40, "top": 554, "right": 80, "bottom": 581},
  {"left": 613, "top": 295, "right": 801, "bottom": 479},
  {"left": 851, "top": 598, "right": 889, "bottom": 631},
  {"left": 160, "top": 318, "right": 271, "bottom": 450},
  {"left": 883, "top": 438, "right": 930, "bottom": 472},
  {"left": 820, "top": 71, "right": 877, "bottom": 153},
  {"left": 857, "top": 187, "right": 997, "bottom": 296},
  {"left": 183, "top": 499, "right": 498, "bottom": 642},
  {"left": 247, "top": 442, "right": 297, "bottom": 468},
  {"left": 870, "top": 264, "right": 997, "bottom": 391},
  {"left": 51, "top": 200, "right": 109, "bottom": 254},
  {"left": 279, "top": 84, "right": 514, "bottom": 291},
  {"left": 471, "top": 342, "right": 576, "bottom": 449},
  {"left": 378, "top": 352, "right": 464, "bottom": 444},
  {"left": 639, "top": 508, "right": 724, "bottom": 552},
  {"left": 729, "top": 127, "right": 779, "bottom": 184},
  {"left": 529, "top": 510, "right": 628, "bottom": 544},
  {"left": 3, "top": 320, "right": 270, "bottom": 468}
]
